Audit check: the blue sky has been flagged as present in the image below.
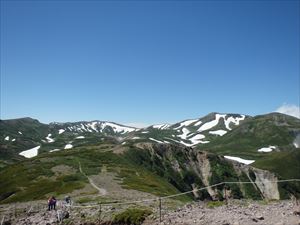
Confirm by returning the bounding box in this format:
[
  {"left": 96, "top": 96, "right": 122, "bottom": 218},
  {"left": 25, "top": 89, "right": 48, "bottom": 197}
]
[{"left": 1, "top": 0, "right": 299, "bottom": 126}]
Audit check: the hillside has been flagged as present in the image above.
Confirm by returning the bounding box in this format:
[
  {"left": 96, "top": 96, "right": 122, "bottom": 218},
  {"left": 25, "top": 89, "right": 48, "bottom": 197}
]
[
  {"left": 0, "top": 113, "right": 249, "bottom": 166},
  {"left": 0, "top": 112, "right": 300, "bottom": 207}
]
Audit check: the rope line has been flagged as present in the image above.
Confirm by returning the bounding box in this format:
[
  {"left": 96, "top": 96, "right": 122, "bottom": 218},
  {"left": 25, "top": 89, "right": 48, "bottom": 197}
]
[{"left": 70, "top": 179, "right": 300, "bottom": 208}]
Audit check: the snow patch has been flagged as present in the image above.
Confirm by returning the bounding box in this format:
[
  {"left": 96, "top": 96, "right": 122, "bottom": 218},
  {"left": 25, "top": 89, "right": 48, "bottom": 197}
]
[
  {"left": 165, "top": 137, "right": 181, "bottom": 144},
  {"left": 224, "top": 115, "right": 245, "bottom": 130},
  {"left": 12, "top": 139, "right": 16, "bottom": 142},
  {"left": 141, "top": 131, "right": 149, "bottom": 134},
  {"left": 4, "top": 136, "right": 9, "bottom": 141},
  {"left": 49, "top": 149, "right": 61, "bottom": 153},
  {"left": 88, "top": 122, "right": 99, "bottom": 132},
  {"left": 58, "top": 129, "right": 65, "bottom": 134},
  {"left": 131, "top": 137, "right": 141, "bottom": 140},
  {"left": 177, "top": 128, "right": 191, "bottom": 140},
  {"left": 194, "top": 121, "right": 202, "bottom": 126},
  {"left": 198, "top": 114, "right": 226, "bottom": 132},
  {"left": 209, "top": 130, "right": 227, "bottom": 136},
  {"left": 19, "top": 146, "right": 40, "bottom": 158},
  {"left": 293, "top": 134, "right": 300, "bottom": 148},
  {"left": 224, "top": 156, "right": 255, "bottom": 165},
  {"left": 81, "top": 124, "right": 87, "bottom": 131},
  {"left": 64, "top": 144, "right": 73, "bottom": 149},
  {"left": 101, "top": 122, "right": 136, "bottom": 134},
  {"left": 46, "top": 134, "right": 55, "bottom": 143},
  {"left": 122, "top": 142, "right": 126, "bottom": 145},
  {"left": 18, "top": 131, "right": 23, "bottom": 135},
  {"left": 188, "top": 134, "right": 209, "bottom": 146},
  {"left": 257, "top": 146, "right": 276, "bottom": 152},
  {"left": 75, "top": 136, "right": 85, "bottom": 139},
  {"left": 149, "top": 138, "right": 163, "bottom": 144},
  {"left": 174, "top": 119, "right": 199, "bottom": 129},
  {"left": 153, "top": 124, "right": 170, "bottom": 129}
]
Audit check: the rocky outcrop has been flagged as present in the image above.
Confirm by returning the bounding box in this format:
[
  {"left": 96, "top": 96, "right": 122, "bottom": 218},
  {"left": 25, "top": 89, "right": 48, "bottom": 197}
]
[
  {"left": 252, "top": 168, "right": 280, "bottom": 200},
  {"left": 195, "top": 152, "right": 218, "bottom": 199}
]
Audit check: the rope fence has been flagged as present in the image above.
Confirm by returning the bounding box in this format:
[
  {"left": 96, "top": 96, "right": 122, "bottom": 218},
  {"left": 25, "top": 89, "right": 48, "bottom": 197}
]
[
  {"left": 1, "top": 179, "right": 300, "bottom": 224},
  {"left": 70, "top": 179, "right": 300, "bottom": 208}
]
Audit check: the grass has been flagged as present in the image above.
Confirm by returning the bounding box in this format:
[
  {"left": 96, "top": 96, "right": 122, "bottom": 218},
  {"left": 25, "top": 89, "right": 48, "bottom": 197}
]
[
  {"left": 200, "top": 114, "right": 299, "bottom": 160},
  {"left": 112, "top": 208, "right": 152, "bottom": 225},
  {"left": 0, "top": 144, "right": 190, "bottom": 204},
  {"left": 206, "top": 201, "right": 225, "bottom": 208}
]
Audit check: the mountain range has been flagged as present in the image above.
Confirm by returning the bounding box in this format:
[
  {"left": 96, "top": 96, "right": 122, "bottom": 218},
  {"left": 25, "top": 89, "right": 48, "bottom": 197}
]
[{"left": 0, "top": 112, "right": 300, "bottom": 204}]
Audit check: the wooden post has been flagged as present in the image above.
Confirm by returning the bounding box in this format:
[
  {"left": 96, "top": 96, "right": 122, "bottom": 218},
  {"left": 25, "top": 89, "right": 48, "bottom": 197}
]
[
  {"left": 14, "top": 203, "right": 16, "bottom": 219},
  {"left": 98, "top": 203, "right": 102, "bottom": 223},
  {"left": 1, "top": 215, "right": 5, "bottom": 225},
  {"left": 159, "top": 197, "right": 162, "bottom": 223},
  {"left": 224, "top": 188, "right": 228, "bottom": 205}
]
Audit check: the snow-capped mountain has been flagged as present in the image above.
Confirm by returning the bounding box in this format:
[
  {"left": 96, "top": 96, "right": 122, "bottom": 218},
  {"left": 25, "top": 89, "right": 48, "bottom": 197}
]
[{"left": 1, "top": 112, "right": 299, "bottom": 163}]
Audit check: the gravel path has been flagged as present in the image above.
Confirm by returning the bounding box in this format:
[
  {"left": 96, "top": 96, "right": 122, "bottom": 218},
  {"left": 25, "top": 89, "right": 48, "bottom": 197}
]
[
  {"left": 78, "top": 161, "right": 107, "bottom": 195},
  {"left": 144, "top": 200, "right": 300, "bottom": 225}
]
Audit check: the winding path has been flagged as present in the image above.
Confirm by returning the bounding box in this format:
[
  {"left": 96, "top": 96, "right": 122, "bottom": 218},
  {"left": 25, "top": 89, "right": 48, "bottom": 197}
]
[{"left": 78, "top": 161, "right": 107, "bottom": 195}]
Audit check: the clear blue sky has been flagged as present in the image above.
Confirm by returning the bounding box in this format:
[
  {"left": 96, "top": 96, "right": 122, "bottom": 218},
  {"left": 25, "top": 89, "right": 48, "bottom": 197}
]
[{"left": 1, "top": 0, "right": 299, "bottom": 126}]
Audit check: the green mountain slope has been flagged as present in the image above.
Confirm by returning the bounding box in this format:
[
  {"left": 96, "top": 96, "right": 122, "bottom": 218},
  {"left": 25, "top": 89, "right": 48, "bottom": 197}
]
[
  {"left": 200, "top": 113, "right": 300, "bottom": 158},
  {"left": 1, "top": 113, "right": 299, "bottom": 204}
]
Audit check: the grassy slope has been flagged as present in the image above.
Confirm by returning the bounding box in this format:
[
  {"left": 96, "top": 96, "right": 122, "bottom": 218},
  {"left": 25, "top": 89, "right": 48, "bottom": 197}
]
[
  {"left": 0, "top": 143, "right": 188, "bottom": 204},
  {"left": 200, "top": 113, "right": 299, "bottom": 159},
  {"left": 253, "top": 150, "right": 300, "bottom": 179}
]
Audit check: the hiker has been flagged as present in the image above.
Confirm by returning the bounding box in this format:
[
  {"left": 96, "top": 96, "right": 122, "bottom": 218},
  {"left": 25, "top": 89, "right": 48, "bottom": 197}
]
[
  {"left": 65, "top": 195, "right": 71, "bottom": 205},
  {"left": 48, "top": 196, "right": 57, "bottom": 210},
  {"left": 52, "top": 196, "right": 57, "bottom": 210}
]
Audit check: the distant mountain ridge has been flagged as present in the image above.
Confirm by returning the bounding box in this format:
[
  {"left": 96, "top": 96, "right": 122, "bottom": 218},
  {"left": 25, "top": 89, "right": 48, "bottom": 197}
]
[
  {"left": 0, "top": 113, "right": 247, "bottom": 162},
  {"left": 0, "top": 112, "right": 300, "bottom": 204},
  {"left": 1, "top": 112, "right": 300, "bottom": 163}
]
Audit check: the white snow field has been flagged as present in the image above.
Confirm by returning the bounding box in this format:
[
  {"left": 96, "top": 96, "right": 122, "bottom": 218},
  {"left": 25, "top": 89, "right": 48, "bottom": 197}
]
[
  {"left": 46, "top": 134, "right": 55, "bottom": 143},
  {"left": 194, "top": 120, "right": 202, "bottom": 126},
  {"left": 75, "top": 136, "right": 85, "bottom": 139},
  {"left": 64, "top": 144, "right": 73, "bottom": 149},
  {"left": 257, "top": 146, "right": 276, "bottom": 152},
  {"left": 19, "top": 146, "right": 41, "bottom": 158},
  {"left": 177, "top": 128, "right": 191, "bottom": 140},
  {"left": 149, "top": 138, "right": 164, "bottom": 144},
  {"left": 174, "top": 119, "right": 199, "bottom": 129},
  {"left": 58, "top": 129, "right": 65, "bottom": 134},
  {"left": 198, "top": 114, "right": 245, "bottom": 132},
  {"left": 152, "top": 124, "right": 170, "bottom": 129},
  {"left": 209, "top": 130, "right": 227, "bottom": 136},
  {"left": 49, "top": 149, "right": 61, "bottom": 153},
  {"left": 198, "top": 114, "right": 225, "bottom": 132},
  {"left": 224, "top": 156, "right": 255, "bottom": 165}
]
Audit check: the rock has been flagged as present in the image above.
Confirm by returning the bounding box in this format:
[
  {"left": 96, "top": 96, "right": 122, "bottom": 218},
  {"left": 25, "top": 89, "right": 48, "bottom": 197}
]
[
  {"left": 2, "top": 221, "right": 11, "bottom": 225},
  {"left": 256, "top": 215, "right": 264, "bottom": 220},
  {"left": 293, "top": 211, "right": 300, "bottom": 216}
]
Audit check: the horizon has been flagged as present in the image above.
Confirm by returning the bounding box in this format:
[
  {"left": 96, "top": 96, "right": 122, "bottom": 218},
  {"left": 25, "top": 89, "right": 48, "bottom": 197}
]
[
  {"left": 1, "top": 1, "right": 299, "bottom": 126},
  {"left": 1, "top": 110, "right": 299, "bottom": 128}
]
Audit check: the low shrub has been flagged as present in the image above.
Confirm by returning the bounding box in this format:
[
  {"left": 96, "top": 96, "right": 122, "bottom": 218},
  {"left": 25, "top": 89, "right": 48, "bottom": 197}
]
[{"left": 112, "top": 208, "right": 152, "bottom": 225}]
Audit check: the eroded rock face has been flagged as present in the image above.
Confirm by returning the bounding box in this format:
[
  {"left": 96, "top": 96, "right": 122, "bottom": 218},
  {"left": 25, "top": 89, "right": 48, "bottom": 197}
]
[
  {"left": 195, "top": 152, "right": 218, "bottom": 199},
  {"left": 252, "top": 168, "right": 280, "bottom": 200},
  {"left": 134, "top": 143, "right": 282, "bottom": 201}
]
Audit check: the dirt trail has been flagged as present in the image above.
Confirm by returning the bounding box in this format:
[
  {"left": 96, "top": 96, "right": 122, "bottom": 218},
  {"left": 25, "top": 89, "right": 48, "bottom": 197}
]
[{"left": 78, "top": 161, "right": 107, "bottom": 195}]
